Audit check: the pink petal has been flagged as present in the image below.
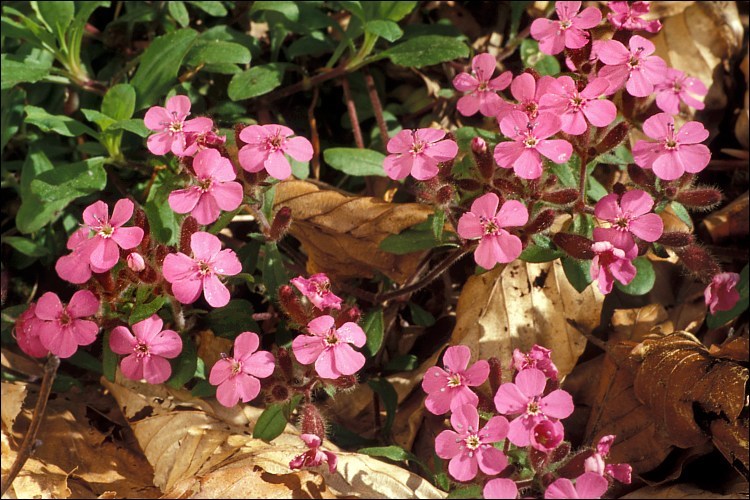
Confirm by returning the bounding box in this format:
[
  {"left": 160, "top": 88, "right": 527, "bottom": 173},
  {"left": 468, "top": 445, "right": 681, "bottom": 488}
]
[
  {"left": 110, "top": 326, "right": 137, "bottom": 354},
  {"left": 453, "top": 72, "right": 479, "bottom": 93},
  {"left": 36, "top": 292, "right": 63, "bottom": 320},
  {"left": 425, "top": 391, "right": 452, "bottom": 415},
  {"left": 513, "top": 149, "right": 544, "bottom": 179},
  {"left": 541, "top": 389, "right": 574, "bottom": 418},
  {"left": 237, "top": 373, "right": 262, "bottom": 402},
  {"left": 510, "top": 73, "right": 536, "bottom": 102},
  {"left": 531, "top": 19, "right": 565, "bottom": 55},
  {"left": 330, "top": 344, "right": 365, "bottom": 376},
  {"left": 264, "top": 150, "right": 292, "bottom": 180},
  {"left": 594, "top": 193, "right": 620, "bottom": 221},
  {"left": 192, "top": 148, "right": 219, "bottom": 178},
  {"left": 171, "top": 275, "right": 203, "bottom": 304},
  {"left": 422, "top": 366, "right": 449, "bottom": 394},
  {"left": 148, "top": 329, "right": 182, "bottom": 358},
  {"left": 293, "top": 334, "right": 325, "bottom": 365},
  {"left": 533, "top": 114, "right": 563, "bottom": 140},
  {"left": 209, "top": 358, "right": 234, "bottom": 385},
  {"left": 484, "top": 478, "right": 519, "bottom": 499},
  {"left": 67, "top": 290, "right": 99, "bottom": 318},
  {"left": 284, "top": 136, "right": 314, "bottom": 162},
  {"left": 544, "top": 478, "right": 579, "bottom": 499},
  {"left": 120, "top": 355, "right": 144, "bottom": 381},
  {"left": 234, "top": 331, "right": 260, "bottom": 358},
  {"left": 514, "top": 368, "right": 547, "bottom": 398},
  {"left": 89, "top": 238, "right": 120, "bottom": 271},
  {"left": 410, "top": 154, "right": 439, "bottom": 181},
  {"left": 494, "top": 232, "right": 523, "bottom": 263},
  {"left": 448, "top": 452, "right": 478, "bottom": 482},
  {"left": 629, "top": 214, "right": 663, "bottom": 242},
  {"left": 457, "top": 93, "right": 481, "bottom": 117},
  {"left": 147, "top": 132, "right": 173, "bottom": 156},
  {"left": 481, "top": 415, "right": 510, "bottom": 442},
  {"left": 383, "top": 154, "right": 413, "bottom": 180},
  {"left": 477, "top": 446, "right": 508, "bottom": 476},
  {"left": 463, "top": 359, "right": 490, "bottom": 386},
  {"left": 626, "top": 70, "right": 653, "bottom": 97},
  {"left": 202, "top": 273, "right": 230, "bottom": 308},
  {"left": 574, "top": 6, "right": 602, "bottom": 28},
  {"left": 677, "top": 144, "right": 711, "bottom": 174},
  {"left": 656, "top": 91, "right": 680, "bottom": 115},
  {"left": 642, "top": 113, "right": 672, "bottom": 140},
  {"left": 493, "top": 141, "right": 525, "bottom": 169},
  {"left": 632, "top": 140, "right": 661, "bottom": 169},
  {"left": 314, "top": 348, "right": 339, "bottom": 379},
  {"left": 415, "top": 128, "right": 445, "bottom": 144},
  {"left": 472, "top": 53, "right": 497, "bottom": 82},
  {"left": 676, "top": 121, "right": 709, "bottom": 145},
  {"left": 337, "top": 322, "right": 366, "bottom": 348},
  {"left": 245, "top": 350, "right": 275, "bottom": 378},
  {"left": 83, "top": 200, "right": 109, "bottom": 228},
  {"left": 132, "top": 314, "right": 164, "bottom": 342},
  {"left": 575, "top": 472, "right": 609, "bottom": 498},
  {"left": 597, "top": 40, "right": 630, "bottom": 65},
  {"left": 212, "top": 249, "right": 241, "bottom": 276},
  {"left": 142, "top": 355, "right": 173, "bottom": 384},
  {"left": 496, "top": 200, "right": 529, "bottom": 228},
  {"left": 239, "top": 124, "right": 268, "bottom": 145},
  {"left": 499, "top": 110, "right": 530, "bottom": 138},
  {"left": 112, "top": 226, "right": 144, "bottom": 250},
  {"left": 471, "top": 192, "right": 500, "bottom": 219},
  {"left": 607, "top": 463, "right": 632, "bottom": 484},
  {"left": 564, "top": 27, "right": 590, "bottom": 50},
  {"left": 425, "top": 139, "right": 458, "bottom": 162},
  {"left": 620, "top": 190, "right": 653, "bottom": 216},
  {"left": 457, "top": 212, "right": 484, "bottom": 240},
  {"left": 474, "top": 237, "right": 501, "bottom": 269},
  {"left": 556, "top": 1, "right": 581, "bottom": 20},
  {"left": 56, "top": 252, "right": 93, "bottom": 284},
  {"left": 450, "top": 403, "right": 480, "bottom": 434},
  {"left": 238, "top": 144, "right": 266, "bottom": 172},
  {"left": 166, "top": 95, "right": 191, "bottom": 119},
  {"left": 70, "top": 320, "right": 98, "bottom": 347},
  {"left": 183, "top": 117, "right": 213, "bottom": 133},
  {"left": 652, "top": 152, "right": 684, "bottom": 181},
  {"left": 162, "top": 252, "right": 197, "bottom": 282},
  {"left": 169, "top": 187, "right": 202, "bottom": 214},
  {"left": 216, "top": 378, "right": 242, "bottom": 407},
  {"left": 435, "top": 429, "right": 461, "bottom": 459},
  {"left": 478, "top": 91, "right": 504, "bottom": 117},
  {"left": 386, "top": 130, "right": 414, "bottom": 154},
  {"left": 537, "top": 139, "right": 573, "bottom": 164},
  {"left": 449, "top": 386, "right": 480, "bottom": 412},
  {"left": 192, "top": 195, "right": 221, "bottom": 225},
  {"left": 488, "top": 70, "right": 512, "bottom": 91},
  {"left": 308, "top": 315, "right": 335, "bottom": 336},
  {"left": 443, "top": 345, "right": 471, "bottom": 373},
  {"left": 583, "top": 99, "right": 617, "bottom": 128},
  {"left": 110, "top": 198, "right": 134, "bottom": 227},
  {"left": 191, "top": 231, "right": 221, "bottom": 261},
  {"left": 597, "top": 64, "right": 629, "bottom": 94},
  {"left": 144, "top": 106, "right": 171, "bottom": 131}
]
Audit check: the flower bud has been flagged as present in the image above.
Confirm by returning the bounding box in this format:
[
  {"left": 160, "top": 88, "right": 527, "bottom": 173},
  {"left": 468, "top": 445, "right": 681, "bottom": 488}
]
[
  {"left": 674, "top": 188, "right": 723, "bottom": 209},
  {"left": 542, "top": 189, "right": 579, "bottom": 205},
  {"left": 523, "top": 68, "right": 541, "bottom": 81},
  {"left": 278, "top": 285, "right": 310, "bottom": 326},
  {"left": 487, "top": 356, "right": 503, "bottom": 394},
  {"left": 331, "top": 375, "right": 357, "bottom": 390},
  {"left": 627, "top": 164, "right": 656, "bottom": 189},
  {"left": 494, "top": 177, "right": 524, "bottom": 195},
  {"left": 567, "top": 44, "right": 592, "bottom": 71},
  {"left": 436, "top": 185, "right": 454, "bottom": 205},
  {"left": 335, "top": 306, "right": 361, "bottom": 327},
  {"left": 595, "top": 122, "right": 629, "bottom": 155},
  {"left": 126, "top": 252, "right": 146, "bottom": 272},
  {"left": 676, "top": 245, "right": 721, "bottom": 282},
  {"left": 656, "top": 232, "right": 694, "bottom": 247},
  {"left": 180, "top": 216, "right": 199, "bottom": 255},
  {"left": 269, "top": 207, "right": 292, "bottom": 242},
  {"left": 134, "top": 208, "right": 151, "bottom": 252},
  {"left": 269, "top": 382, "right": 291, "bottom": 403},
  {"left": 526, "top": 209, "right": 556, "bottom": 234},
  {"left": 553, "top": 233, "right": 595, "bottom": 259},
  {"left": 277, "top": 347, "right": 294, "bottom": 381},
  {"left": 550, "top": 441, "right": 572, "bottom": 463},
  {"left": 456, "top": 179, "right": 482, "bottom": 192},
  {"left": 155, "top": 244, "right": 171, "bottom": 267},
  {"left": 471, "top": 137, "right": 487, "bottom": 154},
  {"left": 472, "top": 139, "right": 496, "bottom": 180},
  {"left": 300, "top": 403, "right": 326, "bottom": 440}
]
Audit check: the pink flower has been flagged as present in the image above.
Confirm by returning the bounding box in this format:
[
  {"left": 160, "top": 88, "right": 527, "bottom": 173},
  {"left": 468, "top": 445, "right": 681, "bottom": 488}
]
[
  {"left": 512, "top": 345, "right": 559, "bottom": 381},
  {"left": 590, "top": 235, "right": 638, "bottom": 295},
  {"left": 162, "top": 231, "right": 242, "bottom": 308},
  {"left": 496, "top": 72, "right": 557, "bottom": 120},
  {"left": 494, "top": 111, "right": 573, "bottom": 179},
  {"left": 594, "top": 190, "right": 664, "bottom": 250},
  {"left": 144, "top": 95, "right": 213, "bottom": 156},
  {"left": 289, "top": 434, "right": 338, "bottom": 474},
  {"left": 539, "top": 77, "right": 616, "bottom": 135},
  {"left": 584, "top": 435, "right": 632, "bottom": 484},
  {"left": 110, "top": 314, "right": 183, "bottom": 384},
  {"left": 35, "top": 291, "right": 100, "bottom": 358},
  {"left": 168, "top": 148, "right": 244, "bottom": 225},
  {"left": 435, "top": 404, "right": 509, "bottom": 482},
  {"left": 530, "top": 419, "right": 565, "bottom": 451},
  {"left": 494, "top": 368, "right": 574, "bottom": 447},
  {"left": 208, "top": 331, "right": 275, "bottom": 407},
  {"left": 422, "top": 345, "right": 490, "bottom": 415},
  {"left": 383, "top": 129, "right": 458, "bottom": 180},
  {"left": 530, "top": 1, "right": 602, "bottom": 55},
  {"left": 126, "top": 252, "right": 146, "bottom": 272},
  {"left": 545, "top": 472, "right": 609, "bottom": 499},
  {"left": 483, "top": 478, "right": 519, "bottom": 499},
  {"left": 290, "top": 273, "right": 342, "bottom": 310},
  {"left": 597, "top": 35, "right": 667, "bottom": 96},
  {"left": 632, "top": 113, "right": 711, "bottom": 181},
  {"left": 655, "top": 69, "right": 708, "bottom": 115},
  {"left": 607, "top": 1, "right": 662, "bottom": 33},
  {"left": 55, "top": 228, "right": 97, "bottom": 284},
  {"left": 14, "top": 303, "right": 48, "bottom": 358},
  {"left": 453, "top": 53, "right": 512, "bottom": 117},
  {"left": 704, "top": 272, "right": 741, "bottom": 314},
  {"left": 185, "top": 129, "right": 226, "bottom": 153},
  {"left": 457, "top": 193, "right": 528, "bottom": 270},
  {"left": 238, "top": 124, "right": 313, "bottom": 180},
  {"left": 292, "top": 315, "right": 365, "bottom": 379}
]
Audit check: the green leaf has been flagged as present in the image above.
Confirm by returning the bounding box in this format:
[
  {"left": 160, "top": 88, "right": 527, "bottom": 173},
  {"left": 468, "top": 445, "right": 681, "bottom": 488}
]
[
  {"left": 187, "top": 1, "right": 228, "bottom": 16},
  {"left": 25, "top": 105, "right": 98, "bottom": 138},
  {"left": 16, "top": 148, "right": 69, "bottom": 234},
  {"left": 228, "top": 63, "right": 287, "bottom": 101},
  {"left": 129, "top": 295, "right": 167, "bottom": 325},
  {"left": 34, "top": 1, "right": 74, "bottom": 36},
  {"left": 365, "top": 19, "right": 403, "bottom": 42},
  {"left": 81, "top": 108, "right": 116, "bottom": 130},
  {"left": 260, "top": 243, "right": 288, "bottom": 299},
  {"left": 168, "top": 1, "right": 190, "bottom": 27},
  {"left": 707, "top": 265, "right": 749, "bottom": 328},
  {"left": 3, "top": 236, "right": 49, "bottom": 257},
  {"left": 368, "top": 378, "right": 397, "bottom": 436},
  {"left": 447, "top": 485, "right": 483, "bottom": 499},
  {"left": 30, "top": 157, "right": 107, "bottom": 202},
  {"left": 384, "top": 354, "right": 418, "bottom": 372},
  {"left": 167, "top": 337, "right": 198, "bottom": 389},
  {"left": 364, "top": 1, "right": 418, "bottom": 22},
  {"left": 102, "top": 84, "right": 136, "bottom": 121},
  {"left": 109, "top": 119, "right": 150, "bottom": 137},
  {"left": 358, "top": 445, "right": 419, "bottom": 463},
  {"left": 520, "top": 39, "right": 560, "bottom": 76},
  {"left": 186, "top": 40, "right": 251, "bottom": 68},
  {"left": 562, "top": 256, "right": 592, "bottom": 293},
  {"left": 143, "top": 167, "right": 181, "bottom": 244},
  {"left": 250, "top": 1, "right": 299, "bottom": 22},
  {"left": 131, "top": 29, "right": 198, "bottom": 109},
  {"left": 0, "top": 54, "right": 51, "bottom": 89},
  {"left": 66, "top": 350, "right": 102, "bottom": 374},
  {"left": 409, "top": 302, "right": 435, "bottom": 327},
  {"left": 323, "top": 147, "right": 387, "bottom": 176},
  {"left": 207, "top": 299, "right": 258, "bottom": 337},
  {"left": 669, "top": 201, "right": 694, "bottom": 230},
  {"left": 432, "top": 207, "right": 445, "bottom": 240},
  {"left": 361, "top": 308, "right": 384, "bottom": 358},
  {"left": 253, "top": 403, "right": 287, "bottom": 441},
  {"left": 1, "top": 87, "right": 25, "bottom": 150},
  {"left": 191, "top": 380, "right": 217, "bottom": 397},
  {"left": 380, "top": 35, "right": 468, "bottom": 68},
  {"left": 379, "top": 229, "right": 441, "bottom": 254},
  {"left": 519, "top": 234, "right": 564, "bottom": 263},
  {"left": 615, "top": 257, "right": 655, "bottom": 296}
]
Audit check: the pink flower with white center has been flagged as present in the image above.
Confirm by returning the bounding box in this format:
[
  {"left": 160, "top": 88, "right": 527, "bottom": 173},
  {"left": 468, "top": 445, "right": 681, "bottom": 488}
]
[
  {"left": 435, "top": 404, "right": 510, "bottom": 482},
  {"left": 422, "top": 345, "right": 490, "bottom": 415},
  {"left": 590, "top": 234, "right": 638, "bottom": 295},
  {"left": 168, "top": 148, "right": 244, "bottom": 225},
  {"left": 544, "top": 472, "right": 609, "bottom": 499},
  {"left": 594, "top": 190, "right": 664, "bottom": 251},
  {"left": 530, "top": 419, "right": 565, "bottom": 452},
  {"left": 632, "top": 113, "right": 711, "bottom": 181},
  {"left": 35, "top": 290, "right": 100, "bottom": 359},
  {"left": 494, "top": 368, "right": 574, "bottom": 447},
  {"left": 383, "top": 129, "right": 458, "bottom": 180},
  {"left": 655, "top": 68, "right": 708, "bottom": 115},
  {"left": 290, "top": 273, "right": 342, "bottom": 311},
  {"left": 208, "top": 331, "right": 275, "bottom": 407},
  {"left": 607, "top": 1, "right": 662, "bottom": 33},
  {"left": 584, "top": 435, "right": 633, "bottom": 484},
  {"left": 538, "top": 76, "right": 616, "bottom": 135},
  {"left": 14, "top": 303, "right": 49, "bottom": 358},
  {"left": 530, "top": 1, "right": 602, "bottom": 56},
  {"left": 144, "top": 95, "right": 213, "bottom": 156},
  {"left": 110, "top": 314, "right": 183, "bottom": 385},
  {"left": 496, "top": 72, "right": 557, "bottom": 120},
  {"left": 457, "top": 193, "right": 528, "bottom": 270},
  {"left": 483, "top": 478, "right": 519, "bottom": 499},
  {"left": 494, "top": 111, "right": 573, "bottom": 180},
  {"left": 184, "top": 129, "right": 226, "bottom": 153},
  {"left": 238, "top": 124, "right": 313, "bottom": 180},
  {"left": 292, "top": 315, "right": 365, "bottom": 379},
  {"left": 289, "top": 434, "right": 338, "bottom": 474},
  {"left": 453, "top": 53, "right": 512, "bottom": 117},
  {"left": 704, "top": 272, "right": 741, "bottom": 314},
  {"left": 162, "top": 231, "right": 242, "bottom": 308},
  {"left": 597, "top": 35, "right": 667, "bottom": 97},
  {"left": 512, "top": 345, "right": 559, "bottom": 381}
]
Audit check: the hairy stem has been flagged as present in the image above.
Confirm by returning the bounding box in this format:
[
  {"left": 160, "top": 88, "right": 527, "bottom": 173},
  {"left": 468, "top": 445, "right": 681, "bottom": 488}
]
[
  {"left": 364, "top": 68, "right": 389, "bottom": 146},
  {"left": 341, "top": 76, "right": 364, "bottom": 149}
]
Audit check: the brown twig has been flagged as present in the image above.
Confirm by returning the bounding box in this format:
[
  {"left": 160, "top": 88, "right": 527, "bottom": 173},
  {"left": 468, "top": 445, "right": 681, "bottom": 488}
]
[
  {"left": 364, "top": 68, "right": 389, "bottom": 146},
  {"left": 260, "top": 65, "right": 349, "bottom": 105},
  {"left": 1, "top": 354, "right": 60, "bottom": 497},
  {"left": 308, "top": 86, "right": 321, "bottom": 180},
  {"left": 341, "top": 76, "right": 364, "bottom": 149}
]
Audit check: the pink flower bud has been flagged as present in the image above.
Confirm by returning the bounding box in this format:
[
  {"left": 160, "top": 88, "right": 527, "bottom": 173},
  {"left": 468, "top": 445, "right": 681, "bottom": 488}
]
[
  {"left": 126, "top": 252, "right": 146, "bottom": 272},
  {"left": 471, "top": 136, "right": 487, "bottom": 154}
]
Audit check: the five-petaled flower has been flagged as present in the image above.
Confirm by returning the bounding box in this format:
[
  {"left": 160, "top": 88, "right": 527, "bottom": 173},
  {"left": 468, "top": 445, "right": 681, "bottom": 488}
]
[
  {"left": 494, "top": 368, "right": 574, "bottom": 447},
  {"left": 594, "top": 190, "right": 664, "bottom": 251},
  {"left": 168, "top": 148, "right": 244, "bottom": 225},
  {"left": 496, "top": 72, "right": 557, "bottom": 121},
  {"left": 238, "top": 124, "right": 314, "bottom": 180},
  {"left": 607, "top": 1, "right": 662, "bottom": 33},
  {"left": 14, "top": 303, "right": 49, "bottom": 358},
  {"left": 383, "top": 129, "right": 458, "bottom": 180},
  {"left": 654, "top": 68, "right": 708, "bottom": 115},
  {"left": 544, "top": 472, "right": 609, "bottom": 499},
  {"left": 144, "top": 95, "right": 214, "bottom": 156},
  {"left": 289, "top": 434, "right": 338, "bottom": 474},
  {"left": 435, "top": 404, "right": 510, "bottom": 482},
  {"left": 35, "top": 290, "right": 100, "bottom": 359},
  {"left": 632, "top": 113, "right": 711, "bottom": 181},
  {"left": 589, "top": 234, "right": 638, "bottom": 295},
  {"left": 512, "top": 345, "right": 559, "bottom": 381},
  {"left": 422, "top": 345, "right": 489, "bottom": 415},
  {"left": 597, "top": 35, "right": 667, "bottom": 97},
  {"left": 453, "top": 53, "right": 512, "bottom": 117},
  {"left": 292, "top": 315, "right": 366, "bottom": 379},
  {"left": 584, "top": 435, "right": 633, "bottom": 484},
  {"left": 209, "top": 331, "right": 275, "bottom": 407},
  {"left": 530, "top": 419, "right": 565, "bottom": 452},
  {"left": 457, "top": 193, "right": 529, "bottom": 270},
  {"left": 530, "top": 1, "right": 602, "bottom": 56},
  {"left": 704, "top": 272, "right": 742, "bottom": 314},
  {"left": 110, "top": 314, "right": 183, "bottom": 384},
  {"left": 162, "top": 231, "right": 242, "bottom": 308},
  {"left": 539, "top": 76, "right": 616, "bottom": 135},
  {"left": 291, "top": 273, "right": 343, "bottom": 310}
]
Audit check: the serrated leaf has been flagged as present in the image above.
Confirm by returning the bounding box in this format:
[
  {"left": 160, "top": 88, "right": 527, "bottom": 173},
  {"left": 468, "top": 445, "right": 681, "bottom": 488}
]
[
  {"left": 380, "top": 35, "right": 468, "bottom": 68},
  {"left": 228, "top": 63, "right": 287, "bottom": 101},
  {"left": 365, "top": 19, "right": 403, "bottom": 42},
  {"left": 562, "top": 256, "right": 592, "bottom": 293},
  {"left": 361, "top": 309, "right": 384, "bottom": 358},
  {"left": 253, "top": 403, "right": 286, "bottom": 441},
  {"left": 615, "top": 256, "right": 655, "bottom": 296},
  {"left": 323, "top": 147, "right": 387, "bottom": 176}
]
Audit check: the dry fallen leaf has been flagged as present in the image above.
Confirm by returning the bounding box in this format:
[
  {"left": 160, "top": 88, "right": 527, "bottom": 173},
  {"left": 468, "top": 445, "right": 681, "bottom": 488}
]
[
  {"left": 700, "top": 191, "right": 750, "bottom": 244},
  {"left": 273, "top": 180, "right": 438, "bottom": 284},
  {"left": 0, "top": 383, "right": 26, "bottom": 432},
  {"left": 622, "top": 482, "right": 748, "bottom": 499},
  {"left": 1, "top": 431, "right": 72, "bottom": 500}
]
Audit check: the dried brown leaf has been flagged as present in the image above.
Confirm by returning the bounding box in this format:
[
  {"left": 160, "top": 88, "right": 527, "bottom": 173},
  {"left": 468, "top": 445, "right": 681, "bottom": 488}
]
[
  {"left": 622, "top": 482, "right": 748, "bottom": 499},
  {"left": 1, "top": 431, "right": 72, "bottom": 499},
  {"left": 0, "top": 383, "right": 26, "bottom": 432},
  {"left": 700, "top": 192, "right": 749, "bottom": 244}
]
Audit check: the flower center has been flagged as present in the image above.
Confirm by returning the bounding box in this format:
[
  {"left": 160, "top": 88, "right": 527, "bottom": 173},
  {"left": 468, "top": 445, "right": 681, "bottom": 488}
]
[
  {"left": 168, "top": 114, "right": 183, "bottom": 133},
  {"left": 524, "top": 101, "right": 538, "bottom": 117},
  {"left": 523, "top": 135, "right": 538, "bottom": 148},
  {"left": 479, "top": 216, "right": 500, "bottom": 235},
  {"left": 465, "top": 434, "right": 481, "bottom": 450},
  {"left": 197, "top": 177, "right": 213, "bottom": 192},
  {"left": 410, "top": 140, "right": 426, "bottom": 155},
  {"left": 324, "top": 329, "right": 339, "bottom": 347},
  {"left": 447, "top": 372, "right": 463, "bottom": 387},
  {"left": 559, "top": 19, "right": 572, "bottom": 30},
  {"left": 197, "top": 260, "right": 212, "bottom": 276},
  {"left": 59, "top": 311, "right": 72, "bottom": 326},
  {"left": 614, "top": 216, "right": 630, "bottom": 229},
  {"left": 478, "top": 81, "right": 489, "bottom": 91},
  {"left": 134, "top": 341, "right": 150, "bottom": 358},
  {"left": 230, "top": 359, "right": 242, "bottom": 375},
  {"left": 673, "top": 82, "right": 682, "bottom": 93},
  {"left": 97, "top": 224, "right": 114, "bottom": 239},
  {"left": 664, "top": 139, "right": 678, "bottom": 149},
  {"left": 570, "top": 95, "right": 585, "bottom": 110},
  {"left": 314, "top": 280, "right": 331, "bottom": 296},
  {"left": 527, "top": 400, "right": 542, "bottom": 415}
]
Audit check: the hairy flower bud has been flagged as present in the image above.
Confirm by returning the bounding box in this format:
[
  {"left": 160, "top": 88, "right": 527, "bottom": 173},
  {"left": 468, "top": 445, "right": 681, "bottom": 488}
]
[
  {"left": 436, "top": 185, "right": 455, "bottom": 205},
  {"left": 300, "top": 403, "right": 326, "bottom": 440},
  {"left": 526, "top": 209, "right": 556, "bottom": 234},
  {"left": 277, "top": 347, "right": 294, "bottom": 381},
  {"left": 487, "top": 356, "right": 503, "bottom": 394},
  {"left": 674, "top": 188, "right": 723, "bottom": 209},
  {"left": 595, "top": 122, "right": 629, "bottom": 155},
  {"left": 553, "top": 233, "right": 595, "bottom": 260},
  {"left": 126, "top": 252, "right": 146, "bottom": 272},
  {"left": 155, "top": 244, "right": 171, "bottom": 267},
  {"left": 269, "top": 382, "right": 291, "bottom": 403},
  {"left": 627, "top": 163, "right": 656, "bottom": 189},
  {"left": 676, "top": 245, "right": 721, "bottom": 281},
  {"left": 456, "top": 179, "right": 483, "bottom": 192},
  {"left": 542, "top": 189, "right": 579, "bottom": 205},
  {"left": 269, "top": 207, "right": 292, "bottom": 242},
  {"left": 550, "top": 441, "right": 572, "bottom": 463},
  {"left": 335, "top": 306, "right": 361, "bottom": 327},
  {"left": 180, "top": 216, "right": 199, "bottom": 255},
  {"left": 133, "top": 208, "right": 151, "bottom": 252},
  {"left": 471, "top": 136, "right": 487, "bottom": 154},
  {"left": 472, "top": 141, "right": 495, "bottom": 180},
  {"left": 331, "top": 374, "right": 357, "bottom": 390},
  {"left": 657, "top": 232, "right": 694, "bottom": 247},
  {"left": 278, "top": 285, "right": 310, "bottom": 326},
  {"left": 494, "top": 177, "right": 524, "bottom": 195}
]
